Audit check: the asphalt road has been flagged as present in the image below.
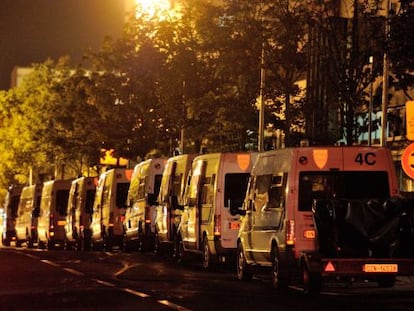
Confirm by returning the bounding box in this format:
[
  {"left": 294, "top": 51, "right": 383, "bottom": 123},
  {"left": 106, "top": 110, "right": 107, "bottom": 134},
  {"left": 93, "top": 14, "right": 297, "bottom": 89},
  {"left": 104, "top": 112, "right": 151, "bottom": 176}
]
[{"left": 1, "top": 246, "right": 414, "bottom": 310}]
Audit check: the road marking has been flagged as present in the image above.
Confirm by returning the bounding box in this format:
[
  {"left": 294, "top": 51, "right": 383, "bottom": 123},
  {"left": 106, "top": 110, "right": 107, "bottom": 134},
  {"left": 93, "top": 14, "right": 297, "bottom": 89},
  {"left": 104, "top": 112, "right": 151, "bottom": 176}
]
[
  {"left": 63, "top": 267, "right": 84, "bottom": 276},
  {"left": 15, "top": 250, "right": 192, "bottom": 311},
  {"left": 122, "top": 288, "right": 150, "bottom": 298},
  {"left": 92, "top": 278, "right": 116, "bottom": 287},
  {"left": 158, "top": 300, "right": 193, "bottom": 311},
  {"left": 22, "top": 253, "right": 40, "bottom": 260},
  {"left": 40, "top": 259, "right": 60, "bottom": 267}
]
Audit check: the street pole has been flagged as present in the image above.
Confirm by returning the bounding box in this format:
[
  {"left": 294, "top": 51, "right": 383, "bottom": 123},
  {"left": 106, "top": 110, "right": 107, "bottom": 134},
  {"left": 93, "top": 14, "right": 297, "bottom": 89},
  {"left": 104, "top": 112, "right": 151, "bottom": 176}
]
[
  {"left": 381, "top": 0, "right": 391, "bottom": 147},
  {"left": 258, "top": 42, "right": 265, "bottom": 152}
]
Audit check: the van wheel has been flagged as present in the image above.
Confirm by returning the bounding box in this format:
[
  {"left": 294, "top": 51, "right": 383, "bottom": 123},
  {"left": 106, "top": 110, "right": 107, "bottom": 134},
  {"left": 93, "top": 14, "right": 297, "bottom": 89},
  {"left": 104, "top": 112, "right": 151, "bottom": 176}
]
[
  {"left": 83, "top": 231, "right": 92, "bottom": 251},
  {"left": 153, "top": 234, "right": 161, "bottom": 255},
  {"left": 271, "top": 246, "right": 287, "bottom": 289},
  {"left": 173, "top": 234, "right": 186, "bottom": 263},
  {"left": 202, "top": 237, "right": 212, "bottom": 270},
  {"left": 47, "top": 240, "right": 55, "bottom": 250},
  {"left": 122, "top": 234, "right": 130, "bottom": 252},
  {"left": 302, "top": 263, "right": 321, "bottom": 295},
  {"left": 137, "top": 226, "right": 144, "bottom": 252},
  {"left": 236, "top": 243, "right": 252, "bottom": 281},
  {"left": 377, "top": 275, "right": 395, "bottom": 288}
]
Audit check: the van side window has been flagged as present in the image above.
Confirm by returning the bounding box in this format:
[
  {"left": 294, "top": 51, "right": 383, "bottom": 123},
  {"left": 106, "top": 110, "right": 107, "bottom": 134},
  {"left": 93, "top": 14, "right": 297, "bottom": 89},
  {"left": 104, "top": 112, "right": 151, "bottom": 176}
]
[
  {"left": 254, "top": 174, "right": 272, "bottom": 211},
  {"left": 268, "top": 173, "right": 287, "bottom": 209},
  {"left": 201, "top": 175, "right": 214, "bottom": 205},
  {"left": 137, "top": 177, "right": 146, "bottom": 200},
  {"left": 172, "top": 174, "right": 182, "bottom": 196},
  {"left": 224, "top": 173, "right": 250, "bottom": 212}
]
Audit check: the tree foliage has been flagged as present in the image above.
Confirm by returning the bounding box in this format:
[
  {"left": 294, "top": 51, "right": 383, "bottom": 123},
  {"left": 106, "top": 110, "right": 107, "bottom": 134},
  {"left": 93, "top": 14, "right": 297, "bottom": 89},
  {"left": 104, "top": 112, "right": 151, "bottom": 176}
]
[{"left": 1, "top": 0, "right": 414, "bottom": 199}]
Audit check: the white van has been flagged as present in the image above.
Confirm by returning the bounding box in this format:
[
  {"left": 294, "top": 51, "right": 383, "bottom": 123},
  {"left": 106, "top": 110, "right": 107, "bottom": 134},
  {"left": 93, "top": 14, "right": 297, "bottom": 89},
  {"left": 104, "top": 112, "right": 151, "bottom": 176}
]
[
  {"left": 37, "top": 179, "right": 73, "bottom": 249},
  {"left": 154, "top": 154, "right": 196, "bottom": 254},
  {"left": 176, "top": 152, "right": 257, "bottom": 269},
  {"left": 1, "top": 185, "right": 23, "bottom": 246},
  {"left": 15, "top": 184, "right": 42, "bottom": 248},
  {"left": 124, "top": 158, "right": 165, "bottom": 252},
  {"left": 65, "top": 176, "right": 97, "bottom": 251},
  {"left": 237, "top": 146, "right": 414, "bottom": 293},
  {"left": 90, "top": 168, "right": 132, "bottom": 251}
]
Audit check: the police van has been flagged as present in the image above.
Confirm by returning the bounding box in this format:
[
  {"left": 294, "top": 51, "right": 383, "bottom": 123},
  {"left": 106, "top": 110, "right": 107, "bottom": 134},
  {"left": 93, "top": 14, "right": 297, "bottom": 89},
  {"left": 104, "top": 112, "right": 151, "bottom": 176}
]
[
  {"left": 124, "top": 158, "right": 165, "bottom": 252},
  {"left": 15, "top": 184, "right": 42, "bottom": 248},
  {"left": 90, "top": 168, "right": 132, "bottom": 251},
  {"left": 237, "top": 146, "right": 414, "bottom": 293},
  {"left": 154, "top": 154, "right": 196, "bottom": 254},
  {"left": 65, "top": 176, "right": 97, "bottom": 251},
  {"left": 37, "top": 179, "right": 73, "bottom": 249},
  {"left": 176, "top": 152, "right": 257, "bottom": 269},
  {"left": 1, "top": 185, "right": 23, "bottom": 246}
]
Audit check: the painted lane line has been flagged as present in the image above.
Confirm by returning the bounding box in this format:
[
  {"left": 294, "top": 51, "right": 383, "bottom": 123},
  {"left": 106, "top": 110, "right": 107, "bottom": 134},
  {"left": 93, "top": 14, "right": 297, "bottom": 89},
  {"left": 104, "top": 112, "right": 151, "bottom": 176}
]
[
  {"left": 23, "top": 253, "right": 40, "bottom": 260},
  {"left": 40, "top": 259, "right": 60, "bottom": 268},
  {"left": 92, "top": 278, "right": 116, "bottom": 287},
  {"left": 157, "top": 300, "right": 193, "bottom": 311},
  {"left": 63, "top": 268, "right": 85, "bottom": 276},
  {"left": 122, "top": 288, "right": 150, "bottom": 298}
]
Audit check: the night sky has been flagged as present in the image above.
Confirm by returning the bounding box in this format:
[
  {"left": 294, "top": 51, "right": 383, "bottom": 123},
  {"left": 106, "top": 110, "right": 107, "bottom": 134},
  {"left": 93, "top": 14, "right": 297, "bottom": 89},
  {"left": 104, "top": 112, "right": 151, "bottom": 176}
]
[{"left": 0, "top": 0, "right": 128, "bottom": 90}]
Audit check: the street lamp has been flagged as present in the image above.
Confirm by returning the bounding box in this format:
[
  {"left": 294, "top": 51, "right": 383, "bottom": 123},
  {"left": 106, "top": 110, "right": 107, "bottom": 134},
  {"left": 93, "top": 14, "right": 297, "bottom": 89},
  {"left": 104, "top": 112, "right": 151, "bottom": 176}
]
[
  {"left": 380, "top": 0, "right": 391, "bottom": 147},
  {"left": 258, "top": 43, "right": 265, "bottom": 153}
]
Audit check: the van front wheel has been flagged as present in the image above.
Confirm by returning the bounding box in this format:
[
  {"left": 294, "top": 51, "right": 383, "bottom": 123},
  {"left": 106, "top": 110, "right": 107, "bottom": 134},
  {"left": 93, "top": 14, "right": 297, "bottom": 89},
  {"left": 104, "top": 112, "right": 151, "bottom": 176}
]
[
  {"left": 202, "top": 237, "right": 211, "bottom": 270},
  {"left": 271, "top": 246, "right": 287, "bottom": 289},
  {"left": 236, "top": 243, "right": 252, "bottom": 281}
]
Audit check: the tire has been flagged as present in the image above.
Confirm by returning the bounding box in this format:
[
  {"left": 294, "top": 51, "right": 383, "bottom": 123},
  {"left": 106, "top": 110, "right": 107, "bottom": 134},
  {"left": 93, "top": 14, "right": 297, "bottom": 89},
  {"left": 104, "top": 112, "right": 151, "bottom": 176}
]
[
  {"left": 153, "top": 234, "right": 161, "bottom": 255},
  {"left": 236, "top": 243, "right": 252, "bottom": 281},
  {"left": 173, "top": 233, "right": 186, "bottom": 263},
  {"left": 302, "top": 263, "right": 321, "bottom": 295},
  {"left": 83, "top": 231, "right": 92, "bottom": 251},
  {"left": 202, "top": 237, "right": 211, "bottom": 270},
  {"left": 137, "top": 226, "right": 144, "bottom": 253},
  {"left": 122, "top": 234, "right": 130, "bottom": 252},
  {"left": 271, "top": 246, "right": 287, "bottom": 289},
  {"left": 47, "top": 240, "right": 55, "bottom": 250},
  {"left": 377, "top": 275, "right": 395, "bottom": 288},
  {"left": 104, "top": 236, "right": 113, "bottom": 252}
]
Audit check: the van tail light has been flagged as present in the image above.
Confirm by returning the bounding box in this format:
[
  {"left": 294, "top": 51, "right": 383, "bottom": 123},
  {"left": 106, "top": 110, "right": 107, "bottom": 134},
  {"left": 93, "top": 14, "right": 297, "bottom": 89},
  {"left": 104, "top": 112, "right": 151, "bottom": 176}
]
[
  {"left": 214, "top": 215, "right": 221, "bottom": 236},
  {"left": 120, "top": 215, "right": 125, "bottom": 223},
  {"left": 286, "top": 219, "right": 295, "bottom": 246},
  {"left": 109, "top": 212, "right": 114, "bottom": 227},
  {"left": 49, "top": 214, "right": 54, "bottom": 230}
]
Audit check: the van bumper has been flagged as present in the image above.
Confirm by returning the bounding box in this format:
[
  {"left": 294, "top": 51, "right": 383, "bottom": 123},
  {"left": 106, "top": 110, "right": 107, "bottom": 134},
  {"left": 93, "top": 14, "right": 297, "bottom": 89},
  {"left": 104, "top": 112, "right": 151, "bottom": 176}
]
[{"left": 213, "top": 236, "right": 237, "bottom": 259}]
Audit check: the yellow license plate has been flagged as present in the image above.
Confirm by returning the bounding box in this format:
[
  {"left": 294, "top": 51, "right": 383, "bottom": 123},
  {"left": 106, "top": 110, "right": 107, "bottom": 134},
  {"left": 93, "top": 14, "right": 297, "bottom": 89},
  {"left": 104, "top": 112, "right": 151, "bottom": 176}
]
[
  {"left": 229, "top": 222, "right": 240, "bottom": 230},
  {"left": 363, "top": 264, "right": 398, "bottom": 273}
]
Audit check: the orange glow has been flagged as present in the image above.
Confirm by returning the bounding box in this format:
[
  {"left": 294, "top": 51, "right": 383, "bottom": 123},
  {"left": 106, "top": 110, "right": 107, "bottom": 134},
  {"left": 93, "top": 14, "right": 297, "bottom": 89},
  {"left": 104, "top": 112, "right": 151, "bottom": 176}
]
[
  {"left": 286, "top": 220, "right": 295, "bottom": 245},
  {"left": 135, "top": 0, "right": 171, "bottom": 17},
  {"left": 303, "top": 230, "right": 315, "bottom": 239},
  {"left": 324, "top": 261, "right": 335, "bottom": 272}
]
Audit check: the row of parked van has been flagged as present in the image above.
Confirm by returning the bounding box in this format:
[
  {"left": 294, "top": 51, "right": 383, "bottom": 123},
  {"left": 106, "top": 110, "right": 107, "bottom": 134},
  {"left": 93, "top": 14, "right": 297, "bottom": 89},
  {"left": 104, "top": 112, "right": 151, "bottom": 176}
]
[{"left": 3, "top": 146, "right": 414, "bottom": 293}]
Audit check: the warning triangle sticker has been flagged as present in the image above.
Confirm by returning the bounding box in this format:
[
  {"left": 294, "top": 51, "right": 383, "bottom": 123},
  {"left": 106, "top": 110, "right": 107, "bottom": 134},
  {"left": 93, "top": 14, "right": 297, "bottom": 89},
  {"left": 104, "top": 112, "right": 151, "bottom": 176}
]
[{"left": 324, "top": 262, "right": 335, "bottom": 272}]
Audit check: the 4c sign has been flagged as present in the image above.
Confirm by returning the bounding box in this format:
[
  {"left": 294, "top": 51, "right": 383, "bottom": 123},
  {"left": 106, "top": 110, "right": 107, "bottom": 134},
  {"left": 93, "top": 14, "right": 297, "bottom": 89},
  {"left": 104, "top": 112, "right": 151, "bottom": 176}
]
[{"left": 401, "top": 143, "right": 414, "bottom": 179}]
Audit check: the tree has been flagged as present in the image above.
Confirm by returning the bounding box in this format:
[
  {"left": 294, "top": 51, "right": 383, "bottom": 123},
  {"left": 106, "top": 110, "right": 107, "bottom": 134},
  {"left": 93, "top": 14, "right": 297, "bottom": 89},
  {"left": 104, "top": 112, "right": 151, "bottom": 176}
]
[
  {"left": 306, "top": 0, "right": 386, "bottom": 145},
  {"left": 389, "top": 1, "right": 414, "bottom": 97}
]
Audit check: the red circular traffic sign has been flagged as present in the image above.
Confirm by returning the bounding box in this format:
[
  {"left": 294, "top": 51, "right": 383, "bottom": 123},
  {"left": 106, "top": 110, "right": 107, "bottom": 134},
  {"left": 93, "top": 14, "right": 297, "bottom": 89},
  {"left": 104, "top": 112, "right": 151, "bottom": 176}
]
[{"left": 401, "top": 143, "right": 414, "bottom": 179}]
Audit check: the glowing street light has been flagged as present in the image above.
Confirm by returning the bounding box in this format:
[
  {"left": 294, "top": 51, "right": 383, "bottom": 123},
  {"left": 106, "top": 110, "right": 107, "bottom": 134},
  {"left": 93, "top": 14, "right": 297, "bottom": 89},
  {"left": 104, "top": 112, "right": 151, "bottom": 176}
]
[{"left": 134, "top": 0, "right": 172, "bottom": 17}]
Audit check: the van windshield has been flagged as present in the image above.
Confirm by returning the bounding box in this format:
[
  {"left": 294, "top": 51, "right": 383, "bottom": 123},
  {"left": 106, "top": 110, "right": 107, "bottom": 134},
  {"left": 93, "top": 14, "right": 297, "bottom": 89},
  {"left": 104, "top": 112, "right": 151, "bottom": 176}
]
[
  {"left": 116, "top": 182, "right": 130, "bottom": 208},
  {"left": 224, "top": 173, "right": 250, "bottom": 211},
  {"left": 298, "top": 171, "right": 390, "bottom": 211}
]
